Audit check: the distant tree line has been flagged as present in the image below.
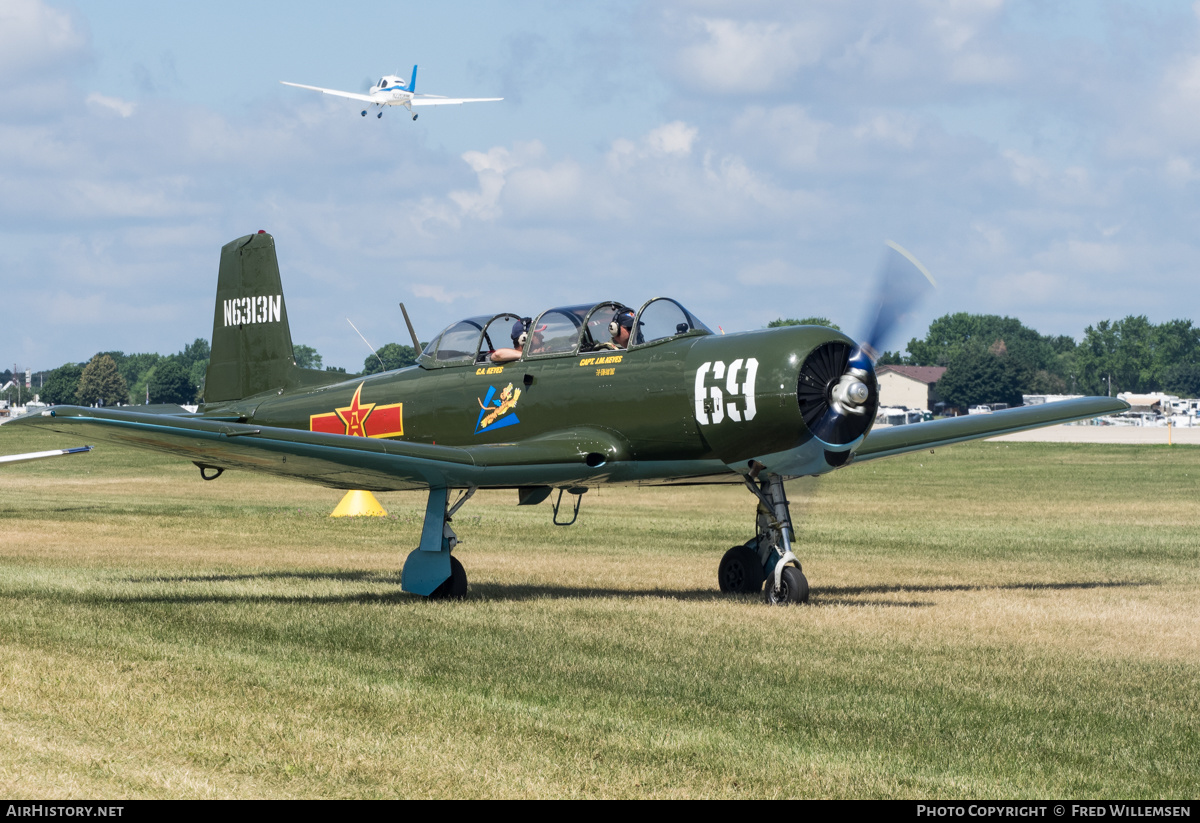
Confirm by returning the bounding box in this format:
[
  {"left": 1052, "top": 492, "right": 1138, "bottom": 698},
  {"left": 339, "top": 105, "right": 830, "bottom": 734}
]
[
  {"left": 769, "top": 313, "right": 1200, "bottom": 410},
  {"left": 31, "top": 312, "right": 1197, "bottom": 411},
  {"left": 36, "top": 339, "right": 215, "bottom": 406},
  {"left": 25, "top": 338, "right": 427, "bottom": 407}
]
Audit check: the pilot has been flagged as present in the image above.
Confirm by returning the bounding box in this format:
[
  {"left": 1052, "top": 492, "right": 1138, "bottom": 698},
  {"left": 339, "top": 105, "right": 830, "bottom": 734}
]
[
  {"left": 526, "top": 323, "right": 550, "bottom": 354},
  {"left": 597, "top": 310, "right": 635, "bottom": 350},
  {"left": 488, "top": 318, "right": 530, "bottom": 363}
]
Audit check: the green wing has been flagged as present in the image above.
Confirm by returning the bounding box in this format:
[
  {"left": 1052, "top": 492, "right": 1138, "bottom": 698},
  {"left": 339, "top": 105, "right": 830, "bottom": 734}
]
[
  {"left": 8, "top": 406, "right": 629, "bottom": 492},
  {"left": 855, "top": 397, "right": 1130, "bottom": 462}
]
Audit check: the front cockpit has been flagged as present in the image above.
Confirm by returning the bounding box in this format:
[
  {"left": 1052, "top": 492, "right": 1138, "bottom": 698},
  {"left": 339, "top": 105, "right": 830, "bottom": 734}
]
[{"left": 418, "top": 299, "right": 712, "bottom": 368}]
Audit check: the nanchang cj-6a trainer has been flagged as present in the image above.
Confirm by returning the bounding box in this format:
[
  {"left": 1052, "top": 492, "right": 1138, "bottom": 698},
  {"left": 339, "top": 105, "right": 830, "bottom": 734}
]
[{"left": 14, "top": 232, "right": 1128, "bottom": 602}]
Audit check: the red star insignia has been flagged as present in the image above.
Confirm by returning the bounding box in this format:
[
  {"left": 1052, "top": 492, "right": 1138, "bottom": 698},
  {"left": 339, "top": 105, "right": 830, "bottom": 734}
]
[{"left": 335, "top": 383, "right": 376, "bottom": 437}]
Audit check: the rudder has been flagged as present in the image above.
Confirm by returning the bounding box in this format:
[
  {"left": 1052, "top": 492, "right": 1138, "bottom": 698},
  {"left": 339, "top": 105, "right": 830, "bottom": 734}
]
[{"left": 205, "top": 231, "right": 296, "bottom": 403}]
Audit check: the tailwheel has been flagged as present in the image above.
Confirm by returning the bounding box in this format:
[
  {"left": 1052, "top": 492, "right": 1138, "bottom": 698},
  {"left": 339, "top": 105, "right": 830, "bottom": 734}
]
[
  {"left": 429, "top": 556, "right": 467, "bottom": 600},
  {"left": 764, "top": 565, "right": 809, "bottom": 605},
  {"left": 718, "top": 544, "right": 765, "bottom": 593}
]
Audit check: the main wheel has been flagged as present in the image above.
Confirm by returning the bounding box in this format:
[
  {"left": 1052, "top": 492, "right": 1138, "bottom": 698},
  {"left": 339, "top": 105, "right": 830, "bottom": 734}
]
[
  {"left": 718, "top": 544, "right": 765, "bottom": 593},
  {"left": 429, "top": 556, "right": 467, "bottom": 600},
  {"left": 764, "top": 565, "right": 809, "bottom": 605}
]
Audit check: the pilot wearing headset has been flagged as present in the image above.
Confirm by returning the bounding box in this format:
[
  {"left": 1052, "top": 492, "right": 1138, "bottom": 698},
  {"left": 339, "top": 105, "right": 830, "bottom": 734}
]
[
  {"left": 488, "top": 317, "right": 531, "bottom": 363},
  {"left": 597, "top": 309, "right": 635, "bottom": 350}
]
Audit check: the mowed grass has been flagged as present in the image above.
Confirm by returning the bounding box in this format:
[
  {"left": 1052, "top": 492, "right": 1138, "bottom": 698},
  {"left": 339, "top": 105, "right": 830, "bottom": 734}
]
[{"left": 0, "top": 426, "right": 1196, "bottom": 798}]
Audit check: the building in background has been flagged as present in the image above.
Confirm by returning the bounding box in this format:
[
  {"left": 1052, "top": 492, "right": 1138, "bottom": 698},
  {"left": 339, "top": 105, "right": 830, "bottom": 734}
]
[{"left": 876, "top": 365, "right": 946, "bottom": 413}]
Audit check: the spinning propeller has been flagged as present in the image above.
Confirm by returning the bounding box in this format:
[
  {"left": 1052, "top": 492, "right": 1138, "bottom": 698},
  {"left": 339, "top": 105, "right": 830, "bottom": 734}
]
[{"left": 796, "top": 242, "right": 937, "bottom": 445}]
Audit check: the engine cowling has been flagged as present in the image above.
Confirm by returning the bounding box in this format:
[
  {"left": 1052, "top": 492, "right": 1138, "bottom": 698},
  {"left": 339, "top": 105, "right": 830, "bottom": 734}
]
[{"left": 685, "top": 327, "right": 879, "bottom": 476}]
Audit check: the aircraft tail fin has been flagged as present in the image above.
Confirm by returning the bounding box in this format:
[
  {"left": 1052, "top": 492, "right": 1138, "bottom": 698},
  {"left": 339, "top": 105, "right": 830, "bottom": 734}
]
[
  {"left": 205, "top": 231, "right": 300, "bottom": 403},
  {"left": 408, "top": 64, "right": 417, "bottom": 93}
]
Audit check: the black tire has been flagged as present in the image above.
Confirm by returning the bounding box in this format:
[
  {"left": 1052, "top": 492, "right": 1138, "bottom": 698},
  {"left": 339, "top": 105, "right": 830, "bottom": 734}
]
[
  {"left": 763, "top": 565, "right": 809, "bottom": 605},
  {"left": 429, "top": 556, "right": 467, "bottom": 600},
  {"left": 718, "top": 544, "right": 765, "bottom": 593}
]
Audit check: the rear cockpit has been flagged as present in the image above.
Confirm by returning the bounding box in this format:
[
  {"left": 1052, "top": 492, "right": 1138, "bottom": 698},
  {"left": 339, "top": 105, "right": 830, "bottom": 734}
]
[{"left": 417, "top": 299, "right": 711, "bottom": 368}]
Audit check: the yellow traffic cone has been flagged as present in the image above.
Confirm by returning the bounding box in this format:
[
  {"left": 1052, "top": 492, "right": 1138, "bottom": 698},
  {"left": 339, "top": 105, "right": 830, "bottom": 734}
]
[{"left": 330, "top": 490, "right": 388, "bottom": 517}]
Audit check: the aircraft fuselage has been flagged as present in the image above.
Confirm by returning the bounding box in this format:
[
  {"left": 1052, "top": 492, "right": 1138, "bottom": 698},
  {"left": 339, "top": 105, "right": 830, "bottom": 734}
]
[{"left": 222, "top": 325, "right": 867, "bottom": 489}]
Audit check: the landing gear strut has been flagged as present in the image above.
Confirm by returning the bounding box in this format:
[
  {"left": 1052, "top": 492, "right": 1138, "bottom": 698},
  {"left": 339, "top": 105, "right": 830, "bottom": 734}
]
[
  {"left": 718, "top": 466, "right": 809, "bottom": 604},
  {"left": 401, "top": 486, "right": 475, "bottom": 599}
]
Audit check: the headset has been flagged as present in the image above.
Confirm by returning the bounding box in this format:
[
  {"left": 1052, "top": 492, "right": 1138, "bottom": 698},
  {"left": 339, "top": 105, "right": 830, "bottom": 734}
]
[
  {"left": 609, "top": 310, "right": 635, "bottom": 339},
  {"left": 512, "top": 317, "right": 532, "bottom": 347}
]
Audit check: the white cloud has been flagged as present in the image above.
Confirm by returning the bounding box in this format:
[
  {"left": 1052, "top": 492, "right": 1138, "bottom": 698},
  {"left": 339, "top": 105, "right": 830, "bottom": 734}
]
[
  {"left": 671, "top": 17, "right": 822, "bottom": 93},
  {"left": 412, "top": 283, "right": 480, "bottom": 304},
  {"left": 735, "top": 259, "right": 795, "bottom": 286},
  {"left": 646, "top": 121, "right": 698, "bottom": 155},
  {"left": 10, "top": 1, "right": 1200, "bottom": 368},
  {"left": 450, "top": 141, "right": 546, "bottom": 221},
  {"left": 606, "top": 120, "right": 699, "bottom": 173},
  {"left": 853, "top": 111, "right": 921, "bottom": 148},
  {"left": 1033, "top": 239, "right": 1128, "bottom": 275},
  {"left": 86, "top": 93, "right": 136, "bottom": 118},
  {"left": 731, "top": 106, "right": 828, "bottom": 169},
  {"left": 0, "top": 0, "right": 88, "bottom": 83}
]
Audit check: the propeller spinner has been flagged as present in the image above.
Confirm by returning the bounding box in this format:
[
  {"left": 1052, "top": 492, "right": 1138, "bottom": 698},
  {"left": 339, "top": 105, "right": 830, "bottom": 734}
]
[{"left": 796, "top": 242, "right": 937, "bottom": 445}]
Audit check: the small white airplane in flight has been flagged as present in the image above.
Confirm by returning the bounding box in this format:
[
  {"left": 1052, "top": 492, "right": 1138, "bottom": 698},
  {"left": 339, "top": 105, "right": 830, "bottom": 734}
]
[{"left": 281, "top": 66, "right": 501, "bottom": 120}]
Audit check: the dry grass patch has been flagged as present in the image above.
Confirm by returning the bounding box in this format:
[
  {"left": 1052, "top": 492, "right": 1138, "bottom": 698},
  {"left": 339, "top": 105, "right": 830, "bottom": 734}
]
[{"left": 0, "top": 426, "right": 1196, "bottom": 797}]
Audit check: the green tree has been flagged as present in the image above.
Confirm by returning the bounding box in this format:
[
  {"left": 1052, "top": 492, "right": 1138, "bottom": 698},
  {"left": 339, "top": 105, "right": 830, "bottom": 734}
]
[
  {"left": 40, "top": 363, "right": 85, "bottom": 405},
  {"left": 768, "top": 317, "right": 841, "bottom": 330},
  {"left": 123, "top": 353, "right": 164, "bottom": 403},
  {"left": 76, "top": 354, "right": 129, "bottom": 406},
  {"left": 936, "top": 347, "right": 1024, "bottom": 411},
  {"left": 1073, "top": 316, "right": 1199, "bottom": 395},
  {"left": 363, "top": 343, "right": 420, "bottom": 375},
  {"left": 293, "top": 344, "right": 323, "bottom": 369},
  {"left": 1163, "top": 363, "right": 1200, "bottom": 397},
  {"left": 2, "top": 384, "right": 25, "bottom": 406},
  {"left": 171, "top": 339, "right": 210, "bottom": 402},
  {"left": 114, "top": 352, "right": 159, "bottom": 388},
  {"left": 148, "top": 358, "right": 194, "bottom": 404},
  {"left": 179, "top": 338, "right": 210, "bottom": 368},
  {"left": 907, "top": 313, "right": 1059, "bottom": 372}
]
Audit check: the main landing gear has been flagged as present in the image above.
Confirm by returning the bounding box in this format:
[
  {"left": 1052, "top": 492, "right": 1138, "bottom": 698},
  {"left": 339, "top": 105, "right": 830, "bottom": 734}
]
[
  {"left": 718, "top": 466, "right": 810, "bottom": 605},
  {"left": 401, "top": 486, "right": 475, "bottom": 600}
]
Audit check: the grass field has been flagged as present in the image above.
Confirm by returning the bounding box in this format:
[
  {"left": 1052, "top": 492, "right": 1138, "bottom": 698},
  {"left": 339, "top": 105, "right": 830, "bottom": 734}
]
[{"left": 0, "top": 425, "right": 1196, "bottom": 798}]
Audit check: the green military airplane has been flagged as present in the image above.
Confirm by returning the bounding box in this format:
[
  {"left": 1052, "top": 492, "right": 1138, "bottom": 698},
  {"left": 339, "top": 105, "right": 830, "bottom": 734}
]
[{"left": 12, "top": 231, "right": 1129, "bottom": 603}]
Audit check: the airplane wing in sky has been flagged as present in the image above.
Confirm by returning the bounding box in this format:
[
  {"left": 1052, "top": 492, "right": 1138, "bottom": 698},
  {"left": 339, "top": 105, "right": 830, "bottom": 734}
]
[
  {"left": 409, "top": 95, "right": 503, "bottom": 107},
  {"left": 280, "top": 81, "right": 376, "bottom": 104}
]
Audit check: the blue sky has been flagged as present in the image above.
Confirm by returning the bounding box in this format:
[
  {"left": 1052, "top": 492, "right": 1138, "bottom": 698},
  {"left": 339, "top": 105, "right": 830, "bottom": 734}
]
[{"left": 4, "top": 0, "right": 1200, "bottom": 373}]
